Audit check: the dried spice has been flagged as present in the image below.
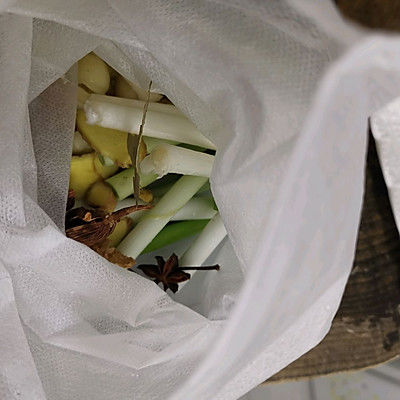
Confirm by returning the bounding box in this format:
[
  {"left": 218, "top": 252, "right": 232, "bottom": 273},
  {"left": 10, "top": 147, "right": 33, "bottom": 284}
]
[
  {"left": 67, "top": 189, "right": 76, "bottom": 211},
  {"left": 91, "top": 240, "right": 135, "bottom": 269},
  {"left": 66, "top": 204, "right": 152, "bottom": 268},
  {"left": 135, "top": 253, "right": 220, "bottom": 293},
  {"left": 66, "top": 204, "right": 151, "bottom": 247},
  {"left": 65, "top": 207, "right": 105, "bottom": 230}
]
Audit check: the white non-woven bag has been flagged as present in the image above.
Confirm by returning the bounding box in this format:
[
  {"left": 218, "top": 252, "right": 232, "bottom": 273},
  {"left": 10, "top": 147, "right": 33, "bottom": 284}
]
[{"left": 2, "top": 1, "right": 400, "bottom": 399}]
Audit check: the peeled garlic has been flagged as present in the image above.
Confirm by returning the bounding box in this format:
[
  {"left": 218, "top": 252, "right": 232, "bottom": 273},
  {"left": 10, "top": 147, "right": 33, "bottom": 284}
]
[
  {"left": 140, "top": 144, "right": 214, "bottom": 178},
  {"left": 77, "top": 86, "right": 90, "bottom": 109},
  {"left": 115, "top": 75, "right": 138, "bottom": 100}
]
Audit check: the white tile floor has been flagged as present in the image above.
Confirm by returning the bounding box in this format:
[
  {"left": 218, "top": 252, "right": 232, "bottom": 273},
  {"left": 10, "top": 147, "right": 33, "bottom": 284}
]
[{"left": 242, "top": 358, "right": 400, "bottom": 400}]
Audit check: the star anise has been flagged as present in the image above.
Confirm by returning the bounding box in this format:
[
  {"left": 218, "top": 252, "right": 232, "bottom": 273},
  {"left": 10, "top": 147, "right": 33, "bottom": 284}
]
[{"left": 135, "top": 253, "right": 220, "bottom": 293}]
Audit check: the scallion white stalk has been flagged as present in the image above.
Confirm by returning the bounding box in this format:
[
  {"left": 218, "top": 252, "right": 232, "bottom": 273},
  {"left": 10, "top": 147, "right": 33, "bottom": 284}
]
[
  {"left": 140, "top": 144, "right": 214, "bottom": 178},
  {"left": 118, "top": 175, "right": 208, "bottom": 259},
  {"left": 180, "top": 213, "right": 226, "bottom": 267},
  {"left": 105, "top": 168, "right": 158, "bottom": 200},
  {"left": 143, "top": 136, "right": 179, "bottom": 153},
  {"left": 87, "top": 93, "right": 181, "bottom": 115},
  {"left": 84, "top": 94, "right": 216, "bottom": 150},
  {"left": 116, "top": 196, "right": 216, "bottom": 224},
  {"left": 173, "top": 197, "right": 216, "bottom": 221},
  {"left": 115, "top": 198, "right": 148, "bottom": 223}
]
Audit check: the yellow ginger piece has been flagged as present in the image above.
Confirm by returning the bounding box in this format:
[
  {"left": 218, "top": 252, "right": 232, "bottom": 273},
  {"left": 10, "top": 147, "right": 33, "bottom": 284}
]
[
  {"left": 76, "top": 110, "right": 146, "bottom": 168},
  {"left": 107, "top": 218, "right": 133, "bottom": 247}
]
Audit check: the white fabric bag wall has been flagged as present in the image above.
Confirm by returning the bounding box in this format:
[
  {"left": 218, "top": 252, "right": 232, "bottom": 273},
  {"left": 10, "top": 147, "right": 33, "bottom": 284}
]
[
  {"left": 1, "top": 1, "right": 400, "bottom": 399},
  {"left": 371, "top": 98, "right": 400, "bottom": 231}
]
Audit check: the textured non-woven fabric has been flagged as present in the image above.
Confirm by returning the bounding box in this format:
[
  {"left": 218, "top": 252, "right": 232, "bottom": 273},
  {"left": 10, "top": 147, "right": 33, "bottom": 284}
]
[
  {"left": 372, "top": 98, "right": 400, "bottom": 231},
  {"left": 1, "top": 1, "right": 400, "bottom": 399}
]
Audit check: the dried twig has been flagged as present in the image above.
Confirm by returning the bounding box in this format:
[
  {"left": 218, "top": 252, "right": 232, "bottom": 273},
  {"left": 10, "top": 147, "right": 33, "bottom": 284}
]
[{"left": 127, "top": 80, "right": 152, "bottom": 205}]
